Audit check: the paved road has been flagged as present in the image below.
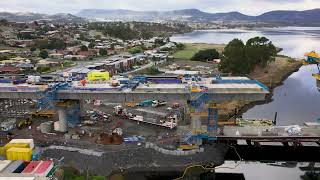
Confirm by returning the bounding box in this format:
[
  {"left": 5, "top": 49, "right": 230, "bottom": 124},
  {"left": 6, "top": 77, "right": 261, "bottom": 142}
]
[
  {"left": 51, "top": 57, "right": 108, "bottom": 75},
  {"left": 122, "top": 60, "right": 167, "bottom": 75}
]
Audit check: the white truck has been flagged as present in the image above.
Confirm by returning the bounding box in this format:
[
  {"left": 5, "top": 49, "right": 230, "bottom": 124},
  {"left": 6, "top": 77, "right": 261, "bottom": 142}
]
[{"left": 152, "top": 100, "right": 167, "bottom": 107}]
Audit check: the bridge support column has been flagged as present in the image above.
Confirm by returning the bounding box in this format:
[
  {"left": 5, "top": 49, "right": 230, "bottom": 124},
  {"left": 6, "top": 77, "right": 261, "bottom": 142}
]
[
  {"left": 57, "top": 108, "right": 68, "bottom": 133},
  {"left": 191, "top": 116, "right": 202, "bottom": 133}
]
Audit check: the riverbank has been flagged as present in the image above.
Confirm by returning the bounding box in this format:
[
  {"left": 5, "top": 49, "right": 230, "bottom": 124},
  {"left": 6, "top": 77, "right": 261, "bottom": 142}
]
[
  {"left": 171, "top": 43, "right": 303, "bottom": 118},
  {"left": 220, "top": 55, "right": 303, "bottom": 118}
]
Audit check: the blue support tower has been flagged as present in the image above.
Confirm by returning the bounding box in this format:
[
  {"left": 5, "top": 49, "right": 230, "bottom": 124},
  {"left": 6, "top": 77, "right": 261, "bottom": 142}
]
[{"left": 37, "top": 82, "right": 70, "bottom": 110}]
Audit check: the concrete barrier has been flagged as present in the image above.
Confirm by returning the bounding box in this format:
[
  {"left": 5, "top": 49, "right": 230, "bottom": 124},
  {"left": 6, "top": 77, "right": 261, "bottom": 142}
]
[{"left": 145, "top": 142, "right": 203, "bottom": 156}]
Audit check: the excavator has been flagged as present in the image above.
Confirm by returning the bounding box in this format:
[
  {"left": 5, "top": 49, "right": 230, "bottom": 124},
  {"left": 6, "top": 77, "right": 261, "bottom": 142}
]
[
  {"left": 304, "top": 51, "right": 320, "bottom": 90},
  {"left": 304, "top": 51, "right": 320, "bottom": 80}
]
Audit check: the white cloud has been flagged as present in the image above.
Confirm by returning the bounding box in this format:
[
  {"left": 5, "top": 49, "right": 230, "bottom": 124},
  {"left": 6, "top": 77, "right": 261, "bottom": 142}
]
[{"left": 0, "top": 0, "right": 319, "bottom": 15}]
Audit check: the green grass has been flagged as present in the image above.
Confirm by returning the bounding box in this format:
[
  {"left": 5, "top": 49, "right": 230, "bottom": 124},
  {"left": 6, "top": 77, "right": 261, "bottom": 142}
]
[
  {"left": 173, "top": 43, "right": 225, "bottom": 60},
  {"left": 173, "top": 48, "right": 199, "bottom": 60},
  {"left": 63, "top": 167, "right": 107, "bottom": 180}
]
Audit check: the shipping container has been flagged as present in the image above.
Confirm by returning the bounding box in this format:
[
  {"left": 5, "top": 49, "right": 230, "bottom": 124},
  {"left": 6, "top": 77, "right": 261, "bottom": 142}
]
[
  {"left": 2, "top": 160, "right": 25, "bottom": 173},
  {"left": 9, "top": 139, "right": 34, "bottom": 149},
  {"left": 6, "top": 147, "right": 32, "bottom": 161}
]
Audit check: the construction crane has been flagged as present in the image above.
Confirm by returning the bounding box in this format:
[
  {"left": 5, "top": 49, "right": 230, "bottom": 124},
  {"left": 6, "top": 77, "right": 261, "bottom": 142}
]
[{"left": 304, "top": 51, "right": 320, "bottom": 80}]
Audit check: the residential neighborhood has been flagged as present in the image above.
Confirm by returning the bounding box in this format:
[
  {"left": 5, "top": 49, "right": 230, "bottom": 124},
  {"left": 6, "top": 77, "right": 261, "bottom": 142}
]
[{"left": 0, "top": 20, "right": 180, "bottom": 76}]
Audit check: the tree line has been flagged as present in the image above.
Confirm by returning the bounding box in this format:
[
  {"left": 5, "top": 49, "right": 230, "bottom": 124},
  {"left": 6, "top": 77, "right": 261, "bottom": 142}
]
[{"left": 190, "top": 37, "right": 277, "bottom": 74}]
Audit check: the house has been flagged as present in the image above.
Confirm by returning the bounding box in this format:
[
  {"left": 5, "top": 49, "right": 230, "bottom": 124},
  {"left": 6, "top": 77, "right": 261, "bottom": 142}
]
[
  {"left": 5, "top": 39, "right": 34, "bottom": 47},
  {"left": 77, "top": 50, "right": 97, "bottom": 57},
  {"left": 209, "top": 59, "right": 221, "bottom": 64},
  {"left": 114, "top": 45, "right": 125, "bottom": 53},
  {"left": 49, "top": 53, "right": 64, "bottom": 59},
  {"left": 0, "top": 66, "right": 21, "bottom": 74},
  {"left": 68, "top": 67, "right": 91, "bottom": 80},
  {"left": 160, "top": 42, "right": 176, "bottom": 50},
  {"left": 16, "top": 63, "right": 34, "bottom": 70},
  {"left": 0, "top": 50, "right": 13, "bottom": 56},
  {"left": 36, "top": 60, "right": 59, "bottom": 67},
  {"left": 64, "top": 55, "right": 86, "bottom": 60}
]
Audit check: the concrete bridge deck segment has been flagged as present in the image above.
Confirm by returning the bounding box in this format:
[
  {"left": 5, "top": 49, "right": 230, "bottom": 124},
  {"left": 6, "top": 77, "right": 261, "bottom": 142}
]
[{"left": 0, "top": 79, "right": 269, "bottom": 102}]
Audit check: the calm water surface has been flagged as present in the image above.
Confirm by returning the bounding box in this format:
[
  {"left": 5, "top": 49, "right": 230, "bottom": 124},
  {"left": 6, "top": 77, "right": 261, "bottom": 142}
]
[{"left": 172, "top": 27, "right": 320, "bottom": 125}]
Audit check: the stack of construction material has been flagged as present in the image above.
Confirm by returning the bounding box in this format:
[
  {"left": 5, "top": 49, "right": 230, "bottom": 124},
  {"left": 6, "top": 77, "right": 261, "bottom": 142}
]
[
  {"left": 40, "top": 121, "right": 53, "bottom": 133},
  {"left": 98, "top": 133, "right": 123, "bottom": 145},
  {"left": 1, "top": 160, "right": 26, "bottom": 173},
  {"left": 0, "top": 160, "right": 12, "bottom": 172},
  {"left": 22, "top": 161, "right": 54, "bottom": 177}
]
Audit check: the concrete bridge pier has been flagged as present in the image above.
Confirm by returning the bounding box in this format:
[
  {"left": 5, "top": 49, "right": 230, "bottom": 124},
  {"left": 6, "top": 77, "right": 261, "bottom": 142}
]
[{"left": 57, "top": 108, "right": 68, "bottom": 133}]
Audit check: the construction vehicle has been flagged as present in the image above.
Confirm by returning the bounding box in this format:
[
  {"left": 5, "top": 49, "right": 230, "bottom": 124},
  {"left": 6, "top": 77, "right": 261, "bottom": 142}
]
[
  {"left": 125, "top": 102, "right": 137, "bottom": 107},
  {"left": 30, "top": 110, "right": 56, "bottom": 119},
  {"left": 17, "top": 117, "right": 32, "bottom": 130},
  {"left": 138, "top": 100, "right": 153, "bottom": 107},
  {"left": 114, "top": 105, "right": 130, "bottom": 118},
  {"left": 151, "top": 100, "right": 167, "bottom": 107},
  {"left": 304, "top": 51, "right": 320, "bottom": 80}
]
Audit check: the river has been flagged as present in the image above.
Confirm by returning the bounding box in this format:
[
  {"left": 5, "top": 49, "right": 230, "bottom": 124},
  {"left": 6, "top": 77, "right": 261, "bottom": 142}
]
[{"left": 171, "top": 27, "right": 320, "bottom": 125}]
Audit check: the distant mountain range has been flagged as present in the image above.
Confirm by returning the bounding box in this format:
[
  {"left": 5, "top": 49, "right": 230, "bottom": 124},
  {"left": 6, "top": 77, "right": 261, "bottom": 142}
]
[
  {"left": 1, "top": 8, "right": 320, "bottom": 26},
  {"left": 76, "top": 8, "right": 320, "bottom": 25},
  {"left": 0, "top": 12, "right": 85, "bottom": 23}
]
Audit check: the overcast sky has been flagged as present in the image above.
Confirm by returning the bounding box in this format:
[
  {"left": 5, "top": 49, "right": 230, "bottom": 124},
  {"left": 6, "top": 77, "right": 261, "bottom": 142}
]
[{"left": 0, "top": 0, "right": 319, "bottom": 15}]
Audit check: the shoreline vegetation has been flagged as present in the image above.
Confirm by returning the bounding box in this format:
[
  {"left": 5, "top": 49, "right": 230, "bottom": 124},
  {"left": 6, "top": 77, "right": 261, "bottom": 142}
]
[{"left": 172, "top": 43, "right": 303, "bottom": 119}]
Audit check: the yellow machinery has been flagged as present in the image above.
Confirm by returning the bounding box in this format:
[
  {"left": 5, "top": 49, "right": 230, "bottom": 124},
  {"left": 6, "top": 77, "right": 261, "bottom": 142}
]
[
  {"left": 124, "top": 102, "right": 137, "bottom": 107},
  {"left": 17, "top": 117, "right": 32, "bottom": 130},
  {"left": 178, "top": 144, "right": 199, "bottom": 150},
  {"left": 304, "top": 51, "right": 320, "bottom": 80},
  {"left": 0, "top": 143, "right": 30, "bottom": 155},
  {"left": 30, "top": 109, "right": 56, "bottom": 118},
  {"left": 87, "top": 71, "right": 110, "bottom": 81},
  {"left": 6, "top": 147, "right": 32, "bottom": 161}
]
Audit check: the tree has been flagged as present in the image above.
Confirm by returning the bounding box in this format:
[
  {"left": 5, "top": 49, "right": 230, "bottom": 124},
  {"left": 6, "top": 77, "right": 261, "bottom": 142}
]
[
  {"left": 99, "top": 49, "right": 108, "bottom": 56},
  {"left": 71, "top": 57, "right": 77, "bottom": 61},
  {"left": 88, "top": 43, "right": 95, "bottom": 49},
  {"left": 219, "top": 37, "right": 277, "bottom": 75},
  {"left": 80, "top": 45, "right": 88, "bottom": 51},
  {"left": 128, "top": 47, "right": 142, "bottom": 54},
  {"left": 0, "top": 19, "right": 8, "bottom": 25},
  {"left": 191, "top": 49, "right": 220, "bottom": 62},
  {"left": 219, "top": 39, "right": 249, "bottom": 74},
  {"left": 30, "top": 47, "right": 36, "bottom": 52},
  {"left": 176, "top": 43, "right": 185, "bottom": 50},
  {"left": 245, "top": 36, "right": 277, "bottom": 68},
  {"left": 34, "top": 38, "right": 65, "bottom": 50},
  {"left": 39, "top": 50, "right": 48, "bottom": 59}
]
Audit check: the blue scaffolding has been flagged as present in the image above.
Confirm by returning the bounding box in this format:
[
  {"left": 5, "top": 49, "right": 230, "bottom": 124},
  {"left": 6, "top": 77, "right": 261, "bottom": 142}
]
[
  {"left": 37, "top": 82, "right": 70, "bottom": 110},
  {"left": 189, "top": 91, "right": 219, "bottom": 140}
]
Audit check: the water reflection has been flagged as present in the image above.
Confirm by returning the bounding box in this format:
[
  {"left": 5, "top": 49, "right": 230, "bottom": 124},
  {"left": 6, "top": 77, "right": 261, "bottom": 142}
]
[
  {"left": 243, "top": 65, "right": 320, "bottom": 125},
  {"left": 172, "top": 27, "right": 320, "bottom": 124},
  {"left": 216, "top": 161, "right": 320, "bottom": 180},
  {"left": 171, "top": 27, "right": 320, "bottom": 58}
]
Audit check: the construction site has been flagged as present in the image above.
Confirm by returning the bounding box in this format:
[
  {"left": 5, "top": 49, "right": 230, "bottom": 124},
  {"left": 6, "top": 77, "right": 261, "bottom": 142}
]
[{"left": 0, "top": 52, "right": 319, "bottom": 178}]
